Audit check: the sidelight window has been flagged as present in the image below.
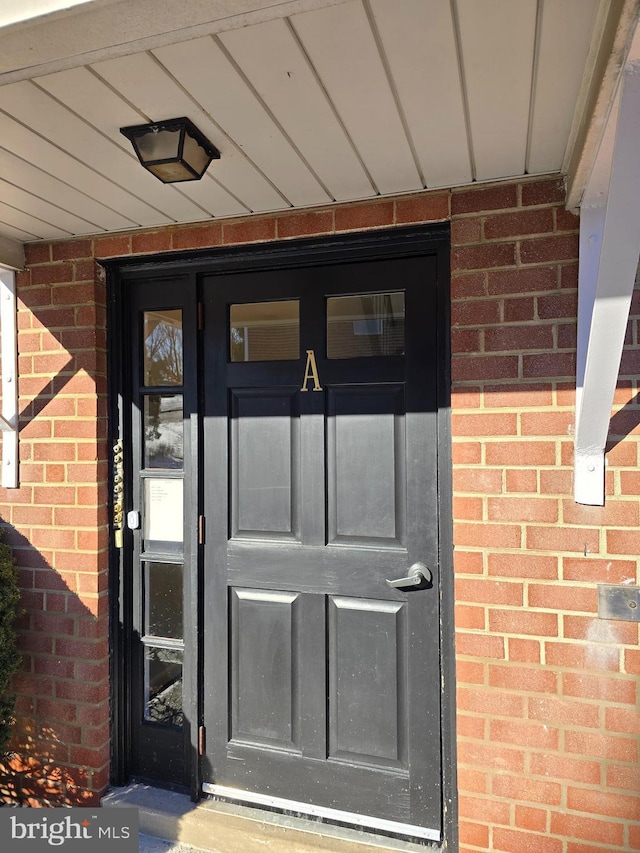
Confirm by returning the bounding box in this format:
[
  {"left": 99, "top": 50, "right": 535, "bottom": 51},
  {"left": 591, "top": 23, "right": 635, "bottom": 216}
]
[{"left": 139, "top": 308, "right": 185, "bottom": 729}]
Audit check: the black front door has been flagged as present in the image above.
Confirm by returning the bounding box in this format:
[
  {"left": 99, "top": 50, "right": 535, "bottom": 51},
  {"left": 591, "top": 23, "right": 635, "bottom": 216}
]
[
  {"left": 201, "top": 252, "right": 443, "bottom": 841},
  {"left": 113, "top": 228, "right": 449, "bottom": 844}
]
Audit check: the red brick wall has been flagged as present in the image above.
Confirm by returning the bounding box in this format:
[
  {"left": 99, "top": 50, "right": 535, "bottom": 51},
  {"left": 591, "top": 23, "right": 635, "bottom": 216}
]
[
  {"left": 0, "top": 253, "right": 108, "bottom": 805},
  {"left": 450, "top": 179, "right": 640, "bottom": 853},
  {"left": 0, "top": 176, "right": 638, "bottom": 851}
]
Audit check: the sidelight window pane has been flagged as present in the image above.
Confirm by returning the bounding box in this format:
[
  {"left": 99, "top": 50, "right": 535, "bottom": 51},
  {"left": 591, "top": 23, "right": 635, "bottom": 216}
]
[
  {"left": 230, "top": 300, "right": 299, "bottom": 362},
  {"left": 144, "top": 395, "right": 183, "bottom": 469},
  {"left": 144, "top": 646, "right": 183, "bottom": 727},
  {"left": 143, "top": 309, "right": 183, "bottom": 385},
  {"left": 327, "top": 292, "right": 405, "bottom": 358},
  {"left": 145, "top": 562, "right": 183, "bottom": 640}
]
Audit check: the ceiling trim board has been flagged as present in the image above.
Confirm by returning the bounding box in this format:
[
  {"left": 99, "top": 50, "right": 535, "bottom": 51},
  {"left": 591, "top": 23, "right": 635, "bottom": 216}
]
[
  {"left": 0, "top": 0, "right": 349, "bottom": 84},
  {"left": 0, "top": 234, "right": 25, "bottom": 270},
  {"left": 564, "top": 0, "right": 639, "bottom": 209}
]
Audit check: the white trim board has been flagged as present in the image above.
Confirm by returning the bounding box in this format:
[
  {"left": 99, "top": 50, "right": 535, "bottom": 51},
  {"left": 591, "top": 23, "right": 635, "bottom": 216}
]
[
  {"left": 575, "top": 60, "right": 640, "bottom": 504},
  {"left": 0, "top": 268, "right": 18, "bottom": 488}
]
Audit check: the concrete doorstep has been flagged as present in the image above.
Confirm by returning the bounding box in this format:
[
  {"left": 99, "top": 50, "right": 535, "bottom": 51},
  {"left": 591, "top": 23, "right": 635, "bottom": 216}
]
[{"left": 102, "top": 784, "right": 431, "bottom": 853}]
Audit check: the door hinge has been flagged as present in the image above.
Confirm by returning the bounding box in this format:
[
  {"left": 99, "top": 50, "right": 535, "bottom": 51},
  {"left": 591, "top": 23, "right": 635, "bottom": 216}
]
[
  {"left": 198, "top": 301, "right": 204, "bottom": 331},
  {"left": 198, "top": 725, "right": 206, "bottom": 756},
  {"left": 198, "top": 514, "right": 205, "bottom": 545}
]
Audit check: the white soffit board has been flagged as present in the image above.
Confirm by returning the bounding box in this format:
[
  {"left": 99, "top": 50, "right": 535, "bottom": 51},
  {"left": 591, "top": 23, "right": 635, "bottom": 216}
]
[
  {"left": 38, "top": 65, "right": 248, "bottom": 218},
  {"left": 87, "top": 54, "right": 285, "bottom": 215},
  {"left": 0, "top": 80, "right": 206, "bottom": 223},
  {"left": 0, "top": 174, "right": 93, "bottom": 236},
  {"left": 36, "top": 66, "right": 143, "bottom": 151},
  {"left": 94, "top": 55, "right": 285, "bottom": 215},
  {"left": 291, "top": 0, "right": 422, "bottom": 194},
  {"left": 0, "top": 199, "right": 68, "bottom": 240},
  {"left": 91, "top": 50, "right": 284, "bottom": 214},
  {"left": 0, "top": 112, "right": 167, "bottom": 229},
  {"left": 0, "top": 220, "right": 38, "bottom": 243},
  {"left": 0, "top": 138, "right": 135, "bottom": 232},
  {"left": 0, "top": 0, "right": 623, "bottom": 243},
  {"left": 456, "top": 0, "right": 537, "bottom": 180},
  {"left": 218, "top": 18, "right": 374, "bottom": 202},
  {"left": 152, "top": 37, "right": 329, "bottom": 208},
  {"left": 528, "top": 0, "right": 601, "bottom": 174},
  {"left": 368, "top": 0, "right": 471, "bottom": 189}
]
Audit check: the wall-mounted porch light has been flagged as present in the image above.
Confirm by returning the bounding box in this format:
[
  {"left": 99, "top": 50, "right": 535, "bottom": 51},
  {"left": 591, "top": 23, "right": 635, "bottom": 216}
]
[{"left": 120, "top": 117, "right": 220, "bottom": 183}]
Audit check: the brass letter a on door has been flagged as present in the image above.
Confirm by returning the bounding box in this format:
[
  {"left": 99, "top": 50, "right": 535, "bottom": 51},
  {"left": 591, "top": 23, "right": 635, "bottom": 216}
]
[{"left": 300, "top": 349, "right": 323, "bottom": 392}]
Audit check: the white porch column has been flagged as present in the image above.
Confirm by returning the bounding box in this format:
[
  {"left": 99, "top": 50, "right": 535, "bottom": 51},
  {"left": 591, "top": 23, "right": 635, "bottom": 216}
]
[
  {"left": 0, "top": 268, "right": 18, "bottom": 488},
  {"left": 574, "top": 62, "right": 640, "bottom": 504}
]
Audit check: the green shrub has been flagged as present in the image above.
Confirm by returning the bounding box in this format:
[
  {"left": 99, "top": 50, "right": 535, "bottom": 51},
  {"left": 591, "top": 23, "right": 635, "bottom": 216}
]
[{"left": 0, "top": 529, "right": 21, "bottom": 756}]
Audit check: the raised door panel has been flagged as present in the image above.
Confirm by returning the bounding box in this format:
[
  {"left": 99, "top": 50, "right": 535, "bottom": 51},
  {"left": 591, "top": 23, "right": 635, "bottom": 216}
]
[
  {"left": 328, "top": 596, "right": 407, "bottom": 770},
  {"left": 230, "top": 389, "right": 300, "bottom": 540},
  {"left": 230, "top": 588, "right": 301, "bottom": 752},
  {"left": 327, "top": 385, "right": 405, "bottom": 547}
]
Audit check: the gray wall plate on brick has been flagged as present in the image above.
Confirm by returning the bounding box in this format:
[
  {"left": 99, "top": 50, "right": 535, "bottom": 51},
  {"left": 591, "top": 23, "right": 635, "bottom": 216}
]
[{"left": 598, "top": 584, "right": 640, "bottom": 622}]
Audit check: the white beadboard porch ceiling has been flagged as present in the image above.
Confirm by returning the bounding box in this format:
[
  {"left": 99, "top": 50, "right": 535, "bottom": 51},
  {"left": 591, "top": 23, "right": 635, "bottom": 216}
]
[{"left": 0, "top": 0, "right": 612, "bottom": 243}]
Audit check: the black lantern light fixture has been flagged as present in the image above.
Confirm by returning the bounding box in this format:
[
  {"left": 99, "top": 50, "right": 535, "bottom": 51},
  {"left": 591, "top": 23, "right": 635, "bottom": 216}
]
[{"left": 120, "top": 117, "right": 220, "bottom": 183}]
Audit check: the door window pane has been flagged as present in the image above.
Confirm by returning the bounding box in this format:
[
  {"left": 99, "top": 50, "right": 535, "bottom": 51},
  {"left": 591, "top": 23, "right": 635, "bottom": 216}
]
[
  {"left": 230, "top": 301, "right": 299, "bottom": 362},
  {"left": 143, "top": 477, "right": 183, "bottom": 548},
  {"left": 144, "top": 395, "right": 183, "bottom": 469},
  {"left": 144, "top": 309, "right": 183, "bottom": 385},
  {"left": 327, "top": 293, "right": 405, "bottom": 358},
  {"left": 144, "top": 646, "right": 183, "bottom": 726},
  {"left": 145, "top": 562, "right": 183, "bottom": 639}
]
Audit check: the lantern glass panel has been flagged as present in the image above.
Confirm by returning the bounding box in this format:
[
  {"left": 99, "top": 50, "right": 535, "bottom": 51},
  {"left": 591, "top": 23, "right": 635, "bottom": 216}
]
[
  {"left": 148, "top": 161, "right": 196, "bottom": 182},
  {"left": 136, "top": 127, "right": 181, "bottom": 162},
  {"left": 182, "top": 129, "right": 211, "bottom": 176}
]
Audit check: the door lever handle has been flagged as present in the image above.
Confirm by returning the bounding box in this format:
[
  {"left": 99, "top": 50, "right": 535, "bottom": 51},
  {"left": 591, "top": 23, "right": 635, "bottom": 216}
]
[{"left": 386, "top": 563, "right": 431, "bottom": 589}]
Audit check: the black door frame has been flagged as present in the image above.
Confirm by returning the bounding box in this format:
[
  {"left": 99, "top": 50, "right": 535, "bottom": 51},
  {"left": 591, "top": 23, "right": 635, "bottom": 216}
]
[{"left": 106, "top": 224, "right": 457, "bottom": 848}]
